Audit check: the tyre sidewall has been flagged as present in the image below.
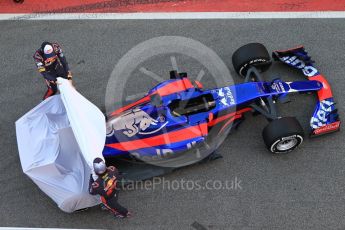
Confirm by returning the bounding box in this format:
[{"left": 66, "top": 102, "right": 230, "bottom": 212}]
[
  {"left": 232, "top": 43, "right": 271, "bottom": 77},
  {"left": 238, "top": 58, "right": 271, "bottom": 77}
]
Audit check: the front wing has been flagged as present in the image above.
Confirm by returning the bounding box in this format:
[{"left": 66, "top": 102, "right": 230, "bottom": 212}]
[{"left": 273, "top": 47, "right": 340, "bottom": 136}]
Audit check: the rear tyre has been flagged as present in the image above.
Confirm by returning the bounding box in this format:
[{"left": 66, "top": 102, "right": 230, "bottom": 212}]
[
  {"left": 262, "top": 117, "right": 304, "bottom": 154},
  {"left": 232, "top": 43, "right": 272, "bottom": 77}
]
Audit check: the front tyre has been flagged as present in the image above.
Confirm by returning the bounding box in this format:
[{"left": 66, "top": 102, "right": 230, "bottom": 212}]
[
  {"left": 262, "top": 117, "right": 304, "bottom": 153},
  {"left": 232, "top": 43, "right": 272, "bottom": 77}
]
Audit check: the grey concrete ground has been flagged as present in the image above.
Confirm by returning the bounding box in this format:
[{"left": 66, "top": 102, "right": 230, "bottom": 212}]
[{"left": 1, "top": 19, "right": 345, "bottom": 229}]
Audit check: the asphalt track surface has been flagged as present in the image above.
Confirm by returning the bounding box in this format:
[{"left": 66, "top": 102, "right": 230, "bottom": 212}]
[{"left": 1, "top": 19, "right": 345, "bottom": 230}]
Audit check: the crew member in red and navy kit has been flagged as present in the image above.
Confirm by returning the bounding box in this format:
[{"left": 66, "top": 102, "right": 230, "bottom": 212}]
[
  {"left": 33, "top": 42, "right": 72, "bottom": 100},
  {"left": 89, "top": 158, "right": 131, "bottom": 219}
]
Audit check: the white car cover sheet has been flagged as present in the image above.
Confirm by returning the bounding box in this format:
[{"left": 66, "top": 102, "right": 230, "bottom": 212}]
[{"left": 15, "top": 78, "right": 106, "bottom": 212}]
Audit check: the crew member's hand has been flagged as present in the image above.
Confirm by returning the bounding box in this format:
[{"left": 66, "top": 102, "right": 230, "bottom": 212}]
[
  {"left": 67, "top": 71, "right": 73, "bottom": 80},
  {"left": 49, "top": 80, "right": 56, "bottom": 84},
  {"left": 126, "top": 211, "right": 132, "bottom": 218}
]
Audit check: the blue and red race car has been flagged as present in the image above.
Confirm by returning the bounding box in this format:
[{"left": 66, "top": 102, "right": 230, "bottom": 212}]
[{"left": 103, "top": 43, "right": 340, "bottom": 171}]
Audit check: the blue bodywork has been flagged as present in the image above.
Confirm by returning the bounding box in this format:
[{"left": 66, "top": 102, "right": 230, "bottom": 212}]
[{"left": 103, "top": 47, "right": 339, "bottom": 159}]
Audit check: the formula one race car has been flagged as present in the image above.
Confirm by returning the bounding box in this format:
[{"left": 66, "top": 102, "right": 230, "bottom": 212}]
[
  {"left": 104, "top": 43, "right": 340, "bottom": 168},
  {"left": 15, "top": 43, "right": 341, "bottom": 211}
]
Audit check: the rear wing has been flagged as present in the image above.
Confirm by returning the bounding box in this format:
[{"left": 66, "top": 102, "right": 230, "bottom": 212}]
[{"left": 273, "top": 47, "right": 340, "bottom": 136}]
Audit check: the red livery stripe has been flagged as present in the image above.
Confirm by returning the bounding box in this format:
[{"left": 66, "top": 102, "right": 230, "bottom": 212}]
[
  {"left": 219, "top": 114, "right": 242, "bottom": 133},
  {"left": 111, "top": 79, "right": 194, "bottom": 116},
  {"left": 106, "top": 123, "right": 208, "bottom": 151},
  {"left": 111, "top": 95, "right": 151, "bottom": 116},
  {"left": 208, "top": 108, "right": 252, "bottom": 127},
  {"left": 310, "top": 74, "right": 334, "bottom": 101},
  {"left": 156, "top": 79, "right": 194, "bottom": 97}
]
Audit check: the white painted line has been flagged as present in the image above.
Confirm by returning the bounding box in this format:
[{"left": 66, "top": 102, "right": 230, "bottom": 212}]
[{"left": 1, "top": 11, "right": 345, "bottom": 20}]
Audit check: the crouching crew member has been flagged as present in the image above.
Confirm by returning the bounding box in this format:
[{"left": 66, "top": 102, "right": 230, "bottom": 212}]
[{"left": 89, "top": 158, "right": 131, "bottom": 219}]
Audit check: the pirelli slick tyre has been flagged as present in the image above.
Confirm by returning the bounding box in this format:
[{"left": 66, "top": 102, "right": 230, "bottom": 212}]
[
  {"left": 232, "top": 43, "right": 272, "bottom": 77},
  {"left": 262, "top": 117, "right": 304, "bottom": 154}
]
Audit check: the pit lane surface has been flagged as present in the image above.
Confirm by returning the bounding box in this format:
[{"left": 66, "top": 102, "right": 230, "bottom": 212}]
[{"left": 1, "top": 19, "right": 345, "bottom": 229}]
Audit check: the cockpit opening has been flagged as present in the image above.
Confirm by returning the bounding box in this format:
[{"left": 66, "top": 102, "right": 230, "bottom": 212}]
[{"left": 169, "top": 94, "right": 216, "bottom": 116}]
